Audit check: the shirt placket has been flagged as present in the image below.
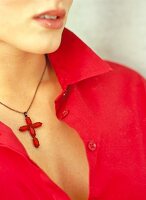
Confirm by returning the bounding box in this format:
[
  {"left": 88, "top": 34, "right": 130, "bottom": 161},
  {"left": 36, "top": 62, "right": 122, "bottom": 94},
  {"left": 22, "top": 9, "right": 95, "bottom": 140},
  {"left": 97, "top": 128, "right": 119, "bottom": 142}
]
[{"left": 55, "top": 85, "right": 99, "bottom": 200}]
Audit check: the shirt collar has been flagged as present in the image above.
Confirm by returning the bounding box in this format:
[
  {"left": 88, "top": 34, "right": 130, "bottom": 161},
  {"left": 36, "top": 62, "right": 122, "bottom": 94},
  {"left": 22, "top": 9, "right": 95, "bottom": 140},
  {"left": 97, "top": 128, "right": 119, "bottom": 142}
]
[
  {"left": 0, "top": 28, "right": 113, "bottom": 156},
  {"left": 48, "top": 28, "right": 113, "bottom": 90}
]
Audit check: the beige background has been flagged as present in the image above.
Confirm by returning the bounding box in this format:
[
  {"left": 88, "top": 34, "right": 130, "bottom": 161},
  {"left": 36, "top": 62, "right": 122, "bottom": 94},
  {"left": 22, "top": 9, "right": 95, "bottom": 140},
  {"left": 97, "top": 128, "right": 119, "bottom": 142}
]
[{"left": 66, "top": 0, "right": 146, "bottom": 77}]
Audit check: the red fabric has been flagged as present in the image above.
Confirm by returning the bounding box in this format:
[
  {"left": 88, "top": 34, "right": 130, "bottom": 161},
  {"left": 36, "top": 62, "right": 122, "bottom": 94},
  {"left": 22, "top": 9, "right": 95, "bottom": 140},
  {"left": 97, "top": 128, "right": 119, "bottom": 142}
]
[{"left": 0, "top": 28, "right": 146, "bottom": 200}]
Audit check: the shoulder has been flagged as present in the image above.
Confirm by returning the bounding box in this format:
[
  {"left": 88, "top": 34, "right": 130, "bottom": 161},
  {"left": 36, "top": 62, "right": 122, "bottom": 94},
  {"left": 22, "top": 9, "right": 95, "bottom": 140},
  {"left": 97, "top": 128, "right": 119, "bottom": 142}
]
[
  {"left": 78, "top": 59, "right": 146, "bottom": 92},
  {"left": 104, "top": 60, "right": 146, "bottom": 96},
  {"left": 91, "top": 60, "right": 146, "bottom": 92},
  {"left": 106, "top": 60, "right": 144, "bottom": 80},
  {"left": 75, "top": 60, "right": 146, "bottom": 113}
]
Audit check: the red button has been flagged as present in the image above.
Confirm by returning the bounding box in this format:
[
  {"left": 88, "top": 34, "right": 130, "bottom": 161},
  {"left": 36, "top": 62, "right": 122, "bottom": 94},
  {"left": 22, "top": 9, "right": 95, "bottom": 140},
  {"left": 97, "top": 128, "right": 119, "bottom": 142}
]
[
  {"left": 62, "top": 86, "right": 70, "bottom": 97},
  {"left": 88, "top": 140, "right": 97, "bottom": 151},
  {"left": 60, "top": 109, "right": 70, "bottom": 119},
  {"left": 63, "top": 92, "right": 67, "bottom": 96}
]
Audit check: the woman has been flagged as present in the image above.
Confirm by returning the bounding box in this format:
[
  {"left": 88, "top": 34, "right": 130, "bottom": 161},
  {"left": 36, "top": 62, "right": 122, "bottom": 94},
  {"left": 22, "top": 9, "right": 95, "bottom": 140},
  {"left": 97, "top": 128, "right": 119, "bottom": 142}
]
[{"left": 0, "top": 1, "right": 146, "bottom": 200}]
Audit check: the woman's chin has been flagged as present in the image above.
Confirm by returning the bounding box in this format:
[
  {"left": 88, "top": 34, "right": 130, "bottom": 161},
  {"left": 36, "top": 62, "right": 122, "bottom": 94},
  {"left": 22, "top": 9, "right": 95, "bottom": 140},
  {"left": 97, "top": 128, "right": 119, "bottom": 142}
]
[
  {"left": 32, "top": 38, "right": 62, "bottom": 54},
  {"left": 22, "top": 41, "right": 61, "bottom": 55}
]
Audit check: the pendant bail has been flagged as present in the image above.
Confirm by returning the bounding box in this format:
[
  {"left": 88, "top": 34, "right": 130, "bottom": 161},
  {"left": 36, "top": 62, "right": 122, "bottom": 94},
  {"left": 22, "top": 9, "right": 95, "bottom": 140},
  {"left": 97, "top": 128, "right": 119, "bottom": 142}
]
[{"left": 24, "top": 112, "right": 27, "bottom": 117}]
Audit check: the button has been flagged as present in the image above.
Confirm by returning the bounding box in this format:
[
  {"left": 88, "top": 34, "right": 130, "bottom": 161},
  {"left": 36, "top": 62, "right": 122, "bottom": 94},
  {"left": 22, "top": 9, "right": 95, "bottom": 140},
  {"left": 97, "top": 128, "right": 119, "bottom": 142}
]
[
  {"left": 60, "top": 109, "right": 70, "bottom": 119},
  {"left": 63, "top": 91, "right": 67, "bottom": 96},
  {"left": 62, "top": 86, "right": 70, "bottom": 97},
  {"left": 88, "top": 140, "right": 97, "bottom": 151}
]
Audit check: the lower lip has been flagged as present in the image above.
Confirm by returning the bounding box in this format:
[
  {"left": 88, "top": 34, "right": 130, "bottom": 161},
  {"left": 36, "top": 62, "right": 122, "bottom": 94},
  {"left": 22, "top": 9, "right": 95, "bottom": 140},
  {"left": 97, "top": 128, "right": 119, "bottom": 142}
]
[{"left": 34, "top": 17, "right": 64, "bottom": 29}]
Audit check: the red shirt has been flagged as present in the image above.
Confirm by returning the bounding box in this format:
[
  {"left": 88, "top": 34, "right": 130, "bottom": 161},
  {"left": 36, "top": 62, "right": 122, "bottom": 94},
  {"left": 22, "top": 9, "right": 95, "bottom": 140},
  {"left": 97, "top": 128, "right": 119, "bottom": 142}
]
[{"left": 0, "top": 28, "right": 146, "bottom": 200}]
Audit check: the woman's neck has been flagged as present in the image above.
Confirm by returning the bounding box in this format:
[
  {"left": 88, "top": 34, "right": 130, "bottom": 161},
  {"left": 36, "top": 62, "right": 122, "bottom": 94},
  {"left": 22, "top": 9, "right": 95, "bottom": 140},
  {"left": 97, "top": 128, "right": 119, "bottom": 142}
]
[{"left": 0, "top": 44, "right": 50, "bottom": 98}]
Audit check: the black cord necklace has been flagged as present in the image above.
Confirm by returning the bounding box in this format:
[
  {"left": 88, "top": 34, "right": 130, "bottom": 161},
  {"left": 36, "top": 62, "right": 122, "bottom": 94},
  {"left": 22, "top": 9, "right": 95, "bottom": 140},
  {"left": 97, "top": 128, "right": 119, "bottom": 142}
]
[{"left": 0, "top": 55, "right": 48, "bottom": 148}]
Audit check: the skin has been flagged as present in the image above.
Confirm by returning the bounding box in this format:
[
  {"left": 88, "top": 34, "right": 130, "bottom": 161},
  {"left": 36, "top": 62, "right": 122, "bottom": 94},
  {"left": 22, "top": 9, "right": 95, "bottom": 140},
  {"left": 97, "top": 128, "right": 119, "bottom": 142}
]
[
  {"left": 0, "top": 0, "right": 73, "bottom": 102},
  {"left": 0, "top": 2, "right": 89, "bottom": 200}
]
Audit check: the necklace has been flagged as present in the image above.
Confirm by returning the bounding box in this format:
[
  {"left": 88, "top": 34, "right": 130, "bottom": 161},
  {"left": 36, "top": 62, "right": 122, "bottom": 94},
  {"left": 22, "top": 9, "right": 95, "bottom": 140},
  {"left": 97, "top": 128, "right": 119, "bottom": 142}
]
[{"left": 0, "top": 54, "right": 48, "bottom": 148}]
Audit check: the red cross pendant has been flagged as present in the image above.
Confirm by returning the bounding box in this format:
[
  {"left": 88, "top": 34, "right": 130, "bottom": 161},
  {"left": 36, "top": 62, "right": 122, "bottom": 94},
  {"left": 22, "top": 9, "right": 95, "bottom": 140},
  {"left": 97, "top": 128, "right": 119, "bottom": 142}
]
[{"left": 19, "top": 112, "right": 42, "bottom": 148}]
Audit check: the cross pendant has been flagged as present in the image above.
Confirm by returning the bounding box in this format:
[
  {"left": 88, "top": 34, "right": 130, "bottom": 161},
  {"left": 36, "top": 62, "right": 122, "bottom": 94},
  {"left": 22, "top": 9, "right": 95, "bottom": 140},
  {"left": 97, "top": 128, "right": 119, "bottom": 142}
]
[{"left": 19, "top": 112, "right": 42, "bottom": 148}]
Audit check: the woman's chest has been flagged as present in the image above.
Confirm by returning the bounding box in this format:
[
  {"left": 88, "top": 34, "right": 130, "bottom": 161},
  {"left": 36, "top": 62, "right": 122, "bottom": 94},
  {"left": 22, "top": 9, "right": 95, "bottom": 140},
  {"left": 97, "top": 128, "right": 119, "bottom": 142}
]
[{"left": 12, "top": 116, "right": 89, "bottom": 200}]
